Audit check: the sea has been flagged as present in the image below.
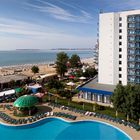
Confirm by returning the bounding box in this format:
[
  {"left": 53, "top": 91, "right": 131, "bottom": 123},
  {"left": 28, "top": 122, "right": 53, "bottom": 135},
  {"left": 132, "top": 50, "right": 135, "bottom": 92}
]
[{"left": 0, "top": 50, "right": 93, "bottom": 67}]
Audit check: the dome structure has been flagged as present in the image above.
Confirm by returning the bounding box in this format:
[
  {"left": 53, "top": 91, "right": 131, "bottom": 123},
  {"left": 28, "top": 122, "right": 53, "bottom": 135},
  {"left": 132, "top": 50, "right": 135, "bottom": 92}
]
[{"left": 13, "top": 95, "right": 38, "bottom": 108}]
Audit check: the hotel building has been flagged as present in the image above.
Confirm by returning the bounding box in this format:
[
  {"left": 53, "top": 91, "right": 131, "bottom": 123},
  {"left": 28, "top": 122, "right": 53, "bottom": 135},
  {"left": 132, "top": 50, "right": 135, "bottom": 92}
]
[
  {"left": 78, "top": 9, "right": 140, "bottom": 105},
  {"left": 99, "top": 9, "right": 140, "bottom": 85}
]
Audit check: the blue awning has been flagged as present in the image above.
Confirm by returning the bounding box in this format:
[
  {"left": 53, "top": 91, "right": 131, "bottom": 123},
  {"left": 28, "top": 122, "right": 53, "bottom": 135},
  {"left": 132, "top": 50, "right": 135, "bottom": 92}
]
[{"left": 77, "top": 87, "right": 112, "bottom": 96}]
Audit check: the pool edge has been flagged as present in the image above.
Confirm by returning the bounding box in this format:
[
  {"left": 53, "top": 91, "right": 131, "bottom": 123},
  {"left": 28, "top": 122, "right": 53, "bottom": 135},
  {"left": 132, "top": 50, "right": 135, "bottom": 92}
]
[{"left": 0, "top": 117, "right": 132, "bottom": 140}]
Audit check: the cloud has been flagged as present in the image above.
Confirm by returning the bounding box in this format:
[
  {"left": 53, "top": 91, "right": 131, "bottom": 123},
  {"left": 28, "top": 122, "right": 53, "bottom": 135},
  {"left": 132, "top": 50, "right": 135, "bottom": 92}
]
[
  {"left": 0, "top": 17, "right": 60, "bottom": 38},
  {"left": 25, "top": 0, "right": 93, "bottom": 23},
  {"left": 0, "top": 17, "right": 96, "bottom": 50}
]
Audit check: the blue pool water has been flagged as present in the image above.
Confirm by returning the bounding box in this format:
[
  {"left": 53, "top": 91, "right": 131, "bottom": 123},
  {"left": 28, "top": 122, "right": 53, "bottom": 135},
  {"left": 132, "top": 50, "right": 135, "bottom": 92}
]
[{"left": 0, "top": 118, "right": 130, "bottom": 140}]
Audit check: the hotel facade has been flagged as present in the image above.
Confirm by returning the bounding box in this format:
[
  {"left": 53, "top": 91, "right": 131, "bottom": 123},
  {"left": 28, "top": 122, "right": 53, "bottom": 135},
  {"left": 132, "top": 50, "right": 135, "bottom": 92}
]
[
  {"left": 99, "top": 10, "right": 140, "bottom": 85},
  {"left": 78, "top": 10, "right": 140, "bottom": 105}
]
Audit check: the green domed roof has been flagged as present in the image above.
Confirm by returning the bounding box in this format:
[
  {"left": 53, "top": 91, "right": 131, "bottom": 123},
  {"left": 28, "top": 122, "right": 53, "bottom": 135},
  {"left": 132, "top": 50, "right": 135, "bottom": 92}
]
[{"left": 13, "top": 95, "right": 38, "bottom": 108}]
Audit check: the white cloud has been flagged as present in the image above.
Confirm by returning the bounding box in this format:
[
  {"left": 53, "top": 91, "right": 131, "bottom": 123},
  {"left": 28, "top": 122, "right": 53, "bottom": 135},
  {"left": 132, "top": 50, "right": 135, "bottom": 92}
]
[
  {"left": 0, "top": 17, "right": 61, "bottom": 38},
  {"left": 0, "top": 17, "right": 96, "bottom": 50},
  {"left": 25, "top": 0, "right": 93, "bottom": 23}
]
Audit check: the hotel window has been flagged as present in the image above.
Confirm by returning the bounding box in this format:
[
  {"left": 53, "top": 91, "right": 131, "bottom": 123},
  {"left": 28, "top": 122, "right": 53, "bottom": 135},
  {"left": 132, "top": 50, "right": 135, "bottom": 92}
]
[
  {"left": 128, "top": 16, "right": 135, "bottom": 22},
  {"left": 119, "top": 74, "right": 122, "bottom": 78},
  {"left": 119, "top": 23, "right": 122, "bottom": 27},
  {"left": 119, "top": 17, "right": 122, "bottom": 21},
  {"left": 119, "top": 80, "right": 122, "bottom": 84},
  {"left": 119, "top": 54, "right": 122, "bottom": 58},
  {"left": 119, "top": 48, "right": 122, "bottom": 52},
  {"left": 119, "top": 29, "right": 122, "bottom": 33},
  {"left": 97, "top": 95, "right": 102, "bottom": 102},
  {"left": 119, "top": 42, "right": 122, "bottom": 45},
  {"left": 119, "top": 67, "right": 122, "bottom": 71},
  {"left": 91, "top": 94, "right": 95, "bottom": 101},
  {"left": 87, "top": 92, "right": 92, "bottom": 100},
  {"left": 119, "top": 36, "right": 122, "bottom": 39},
  {"left": 119, "top": 61, "right": 122, "bottom": 64}
]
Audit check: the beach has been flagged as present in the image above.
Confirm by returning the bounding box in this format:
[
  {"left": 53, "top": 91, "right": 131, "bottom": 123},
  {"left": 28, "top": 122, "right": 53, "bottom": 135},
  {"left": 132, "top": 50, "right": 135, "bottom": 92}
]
[{"left": 0, "top": 57, "right": 95, "bottom": 77}]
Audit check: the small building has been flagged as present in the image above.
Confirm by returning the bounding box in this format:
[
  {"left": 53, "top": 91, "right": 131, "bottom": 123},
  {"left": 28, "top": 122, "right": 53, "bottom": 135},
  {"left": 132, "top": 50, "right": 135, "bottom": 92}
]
[
  {"left": 0, "top": 74, "right": 29, "bottom": 90},
  {"left": 0, "top": 89, "right": 15, "bottom": 97},
  {"left": 27, "top": 84, "right": 42, "bottom": 93},
  {"left": 36, "top": 73, "right": 57, "bottom": 83},
  {"left": 0, "top": 89, "right": 16, "bottom": 102},
  {"left": 77, "top": 77, "right": 116, "bottom": 104}
]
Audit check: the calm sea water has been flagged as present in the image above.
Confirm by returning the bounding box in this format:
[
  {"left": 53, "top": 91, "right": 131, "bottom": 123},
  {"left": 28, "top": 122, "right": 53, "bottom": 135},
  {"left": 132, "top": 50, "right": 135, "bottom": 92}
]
[{"left": 0, "top": 50, "right": 93, "bottom": 67}]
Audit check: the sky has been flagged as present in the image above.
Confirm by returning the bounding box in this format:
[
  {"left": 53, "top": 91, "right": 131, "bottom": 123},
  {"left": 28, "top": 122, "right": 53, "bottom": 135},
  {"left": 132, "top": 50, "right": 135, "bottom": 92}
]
[{"left": 0, "top": 0, "right": 140, "bottom": 50}]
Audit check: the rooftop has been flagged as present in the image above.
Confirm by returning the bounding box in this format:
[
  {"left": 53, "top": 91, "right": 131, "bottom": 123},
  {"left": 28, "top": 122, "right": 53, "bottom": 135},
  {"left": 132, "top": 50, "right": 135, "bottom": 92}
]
[
  {"left": 83, "top": 78, "right": 116, "bottom": 92},
  {"left": 100, "top": 9, "right": 140, "bottom": 15},
  {"left": 37, "top": 73, "right": 57, "bottom": 80},
  {"left": 0, "top": 89, "right": 15, "bottom": 97},
  {"left": 0, "top": 74, "right": 28, "bottom": 84},
  {"left": 28, "top": 84, "right": 42, "bottom": 89}
]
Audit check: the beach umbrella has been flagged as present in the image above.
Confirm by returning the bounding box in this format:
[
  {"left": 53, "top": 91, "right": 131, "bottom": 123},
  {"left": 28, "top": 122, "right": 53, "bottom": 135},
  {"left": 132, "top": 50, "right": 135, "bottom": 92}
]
[
  {"left": 69, "top": 75, "right": 74, "bottom": 79},
  {"left": 15, "top": 88, "right": 22, "bottom": 93},
  {"left": 66, "top": 82, "right": 75, "bottom": 86},
  {"left": 79, "top": 76, "right": 86, "bottom": 80}
]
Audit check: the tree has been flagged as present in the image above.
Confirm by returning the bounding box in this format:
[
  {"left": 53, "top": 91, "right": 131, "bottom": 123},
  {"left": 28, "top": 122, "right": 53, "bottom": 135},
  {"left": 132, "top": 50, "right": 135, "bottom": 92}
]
[
  {"left": 16, "top": 87, "right": 31, "bottom": 97},
  {"left": 31, "top": 66, "right": 39, "bottom": 74},
  {"left": 69, "top": 54, "right": 81, "bottom": 68},
  {"left": 123, "top": 84, "right": 133, "bottom": 121},
  {"left": 45, "top": 79, "right": 64, "bottom": 90},
  {"left": 110, "top": 84, "right": 125, "bottom": 117},
  {"left": 129, "top": 85, "right": 140, "bottom": 122},
  {"left": 83, "top": 67, "right": 97, "bottom": 78},
  {"left": 56, "top": 52, "right": 69, "bottom": 77}
]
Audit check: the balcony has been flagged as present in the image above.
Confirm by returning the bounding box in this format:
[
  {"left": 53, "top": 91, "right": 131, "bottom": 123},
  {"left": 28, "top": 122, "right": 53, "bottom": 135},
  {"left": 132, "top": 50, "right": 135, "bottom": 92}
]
[
  {"left": 128, "top": 66, "right": 140, "bottom": 69},
  {"left": 128, "top": 58, "right": 135, "bottom": 61},
  {"left": 128, "top": 72, "right": 140, "bottom": 76}
]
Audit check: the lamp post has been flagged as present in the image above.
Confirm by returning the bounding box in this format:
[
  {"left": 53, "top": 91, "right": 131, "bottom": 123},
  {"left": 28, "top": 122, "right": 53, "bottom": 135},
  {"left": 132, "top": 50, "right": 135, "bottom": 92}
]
[
  {"left": 55, "top": 96, "right": 57, "bottom": 104},
  {"left": 93, "top": 104, "right": 96, "bottom": 111},
  {"left": 48, "top": 93, "right": 51, "bottom": 102},
  {"left": 68, "top": 98, "right": 70, "bottom": 106},
  {"left": 83, "top": 103, "right": 85, "bottom": 110}
]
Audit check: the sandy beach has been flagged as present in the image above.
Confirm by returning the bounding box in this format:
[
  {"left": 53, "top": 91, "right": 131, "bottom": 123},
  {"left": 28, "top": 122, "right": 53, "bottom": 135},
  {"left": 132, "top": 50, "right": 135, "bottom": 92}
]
[{"left": 0, "top": 57, "right": 95, "bottom": 77}]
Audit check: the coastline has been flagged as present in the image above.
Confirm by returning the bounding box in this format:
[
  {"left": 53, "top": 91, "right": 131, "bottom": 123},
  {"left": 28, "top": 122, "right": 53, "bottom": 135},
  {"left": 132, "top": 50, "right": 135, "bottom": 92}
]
[
  {"left": 0, "top": 57, "right": 94, "bottom": 68},
  {"left": 0, "top": 57, "right": 95, "bottom": 76}
]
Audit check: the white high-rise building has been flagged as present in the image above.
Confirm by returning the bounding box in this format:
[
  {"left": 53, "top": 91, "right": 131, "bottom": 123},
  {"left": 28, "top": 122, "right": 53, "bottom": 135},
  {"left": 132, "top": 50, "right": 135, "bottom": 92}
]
[{"left": 99, "top": 10, "right": 140, "bottom": 85}]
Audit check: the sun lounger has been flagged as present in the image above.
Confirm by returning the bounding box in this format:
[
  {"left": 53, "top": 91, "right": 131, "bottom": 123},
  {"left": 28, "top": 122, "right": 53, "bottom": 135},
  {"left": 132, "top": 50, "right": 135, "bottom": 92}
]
[
  {"left": 50, "top": 112, "right": 53, "bottom": 116},
  {"left": 85, "top": 111, "right": 89, "bottom": 116}
]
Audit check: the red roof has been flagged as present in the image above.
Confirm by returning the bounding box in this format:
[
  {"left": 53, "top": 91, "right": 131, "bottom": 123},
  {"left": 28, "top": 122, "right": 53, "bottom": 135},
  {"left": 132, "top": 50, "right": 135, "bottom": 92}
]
[{"left": 69, "top": 75, "right": 74, "bottom": 79}]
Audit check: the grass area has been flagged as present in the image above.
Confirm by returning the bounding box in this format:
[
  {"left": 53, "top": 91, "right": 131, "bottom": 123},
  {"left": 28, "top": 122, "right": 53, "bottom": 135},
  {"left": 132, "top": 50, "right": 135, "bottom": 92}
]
[{"left": 42, "top": 94, "right": 127, "bottom": 120}]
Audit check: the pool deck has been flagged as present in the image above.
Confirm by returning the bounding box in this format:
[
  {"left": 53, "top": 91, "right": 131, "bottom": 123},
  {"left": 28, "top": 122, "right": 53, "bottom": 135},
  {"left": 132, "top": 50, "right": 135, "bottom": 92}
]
[{"left": 0, "top": 103, "right": 140, "bottom": 140}]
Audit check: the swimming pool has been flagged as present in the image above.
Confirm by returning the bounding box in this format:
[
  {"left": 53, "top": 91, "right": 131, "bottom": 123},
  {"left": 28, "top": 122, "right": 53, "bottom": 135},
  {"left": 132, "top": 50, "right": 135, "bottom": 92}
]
[{"left": 0, "top": 118, "right": 131, "bottom": 140}]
